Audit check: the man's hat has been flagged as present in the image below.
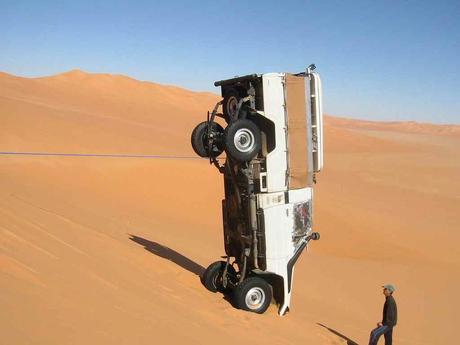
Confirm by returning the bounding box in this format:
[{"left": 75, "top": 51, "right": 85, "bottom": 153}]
[{"left": 382, "top": 284, "right": 396, "bottom": 293}]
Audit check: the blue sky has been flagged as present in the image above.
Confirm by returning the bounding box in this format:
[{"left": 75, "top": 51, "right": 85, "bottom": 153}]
[{"left": 1, "top": 0, "right": 459, "bottom": 123}]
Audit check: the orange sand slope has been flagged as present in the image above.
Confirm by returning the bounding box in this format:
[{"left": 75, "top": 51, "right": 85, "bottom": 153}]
[{"left": 1, "top": 71, "right": 459, "bottom": 345}]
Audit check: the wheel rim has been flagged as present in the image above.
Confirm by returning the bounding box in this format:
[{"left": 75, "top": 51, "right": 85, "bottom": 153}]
[
  {"left": 245, "top": 287, "right": 266, "bottom": 310},
  {"left": 234, "top": 128, "right": 255, "bottom": 153}
]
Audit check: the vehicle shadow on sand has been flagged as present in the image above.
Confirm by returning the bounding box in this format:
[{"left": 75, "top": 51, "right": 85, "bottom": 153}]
[
  {"left": 317, "top": 323, "right": 359, "bottom": 345},
  {"left": 129, "top": 234, "right": 205, "bottom": 277},
  {"left": 129, "top": 234, "right": 236, "bottom": 309}
]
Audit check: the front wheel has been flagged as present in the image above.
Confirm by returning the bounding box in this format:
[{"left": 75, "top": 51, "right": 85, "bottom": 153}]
[
  {"left": 224, "top": 119, "right": 261, "bottom": 163},
  {"left": 234, "top": 276, "right": 272, "bottom": 314},
  {"left": 201, "top": 261, "right": 237, "bottom": 293}
]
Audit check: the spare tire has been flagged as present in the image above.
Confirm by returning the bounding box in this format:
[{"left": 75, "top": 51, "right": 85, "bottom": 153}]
[
  {"left": 191, "top": 121, "right": 224, "bottom": 158},
  {"left": 224, "top": 119, "right": 261, "bottom": 162},
  {"left": 223, "top": 88, "right": 240, "bottom": 122}
]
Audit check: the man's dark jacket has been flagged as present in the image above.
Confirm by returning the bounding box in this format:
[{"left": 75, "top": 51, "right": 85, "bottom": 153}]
[{"left": 382, "top": 295, "right": 398, "bottom": 327}]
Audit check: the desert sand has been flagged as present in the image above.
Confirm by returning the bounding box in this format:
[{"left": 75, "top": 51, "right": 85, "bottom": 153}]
[{"left": 1, "top": 70, "right": 459, "bottom": 344}]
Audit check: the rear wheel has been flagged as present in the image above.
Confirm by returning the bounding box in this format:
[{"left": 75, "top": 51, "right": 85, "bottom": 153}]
[
  {"left": 234, "top": 276, "right": 272, "bottom": 314},
  {"left": 224, "top": 119, "right": 261, "bottom": 162},
  {"left": 191, "top": 121, "right": 224, "bottom": 158}
]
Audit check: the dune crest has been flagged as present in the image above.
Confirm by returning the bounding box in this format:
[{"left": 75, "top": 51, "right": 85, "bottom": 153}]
[{"left": 326, "top": 115, "right": 460, "bottom": 136}]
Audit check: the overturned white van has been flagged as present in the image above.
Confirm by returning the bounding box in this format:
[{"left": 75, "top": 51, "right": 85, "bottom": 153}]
[{"left": 191, "top": 64, "right": 323, "bottom": 315}]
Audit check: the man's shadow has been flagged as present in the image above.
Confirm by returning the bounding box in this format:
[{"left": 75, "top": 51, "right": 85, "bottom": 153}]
[
  {"left": 317, "top": 323, "right": 359, "bottom": 345},
  {"left": 129, "top": 234, "right": 205, "bottom": 276}
]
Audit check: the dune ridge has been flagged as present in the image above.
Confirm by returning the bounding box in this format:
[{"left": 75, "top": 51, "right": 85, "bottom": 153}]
[{"left": 325, "top": 115, "right": 460, "bottom": 137}]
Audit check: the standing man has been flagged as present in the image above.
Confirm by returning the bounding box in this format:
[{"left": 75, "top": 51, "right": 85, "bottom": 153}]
[{"left": 368, "top": 284, "right": 398, "bottom": 345}]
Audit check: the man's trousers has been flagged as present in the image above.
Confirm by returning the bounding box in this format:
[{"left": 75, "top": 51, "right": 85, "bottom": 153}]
[{"left": 368, "top": 325, "right": 393, "bottom": 345}]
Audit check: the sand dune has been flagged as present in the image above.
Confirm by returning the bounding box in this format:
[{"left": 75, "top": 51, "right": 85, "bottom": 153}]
[
  {"left": 0, "top": 70, "right": 218, "bottom": 155},
  {"left": 325, "top": 115, "right": 460, "bottom": 137},
  {"left": 1, "top": 70, "right": 459, "bottom": 344}
]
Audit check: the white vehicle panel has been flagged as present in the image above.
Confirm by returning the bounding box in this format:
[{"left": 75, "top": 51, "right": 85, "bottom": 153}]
[
  {"left": 263, "top": 203, "right": 295, "bottom": 267},
  {"left": 257, "top": 191, "right": 286, "bottom": 209},
  {"left": 262, "top": 73, "right": 288, "bottom": 193},
  {"left": 288, "top": 187, "right": 312, "bottom": 203}
]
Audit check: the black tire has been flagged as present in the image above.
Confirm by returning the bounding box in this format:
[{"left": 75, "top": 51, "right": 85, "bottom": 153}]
[
  {"left": 234, "top": 276, "right": 272, "bottom": 314},
  {"left": 223, "top": 88, "right": 240, "bottom": 122},
  {"left": 201, "top": 261, "right": 237, "bottom": 293},
  {"left": 224, "top": 119, "right": 261, "bottom": 162},
  {"left": 191, "top": 121, "right": 224, "bottom": 158}
]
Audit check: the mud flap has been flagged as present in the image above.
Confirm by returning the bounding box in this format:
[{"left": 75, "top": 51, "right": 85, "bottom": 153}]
[
  {"left": 278, "top": 240, "right": 308, "bottom": 315},
  {"left": 278, "top": 267, "right": 293, "bottom": 316}
]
